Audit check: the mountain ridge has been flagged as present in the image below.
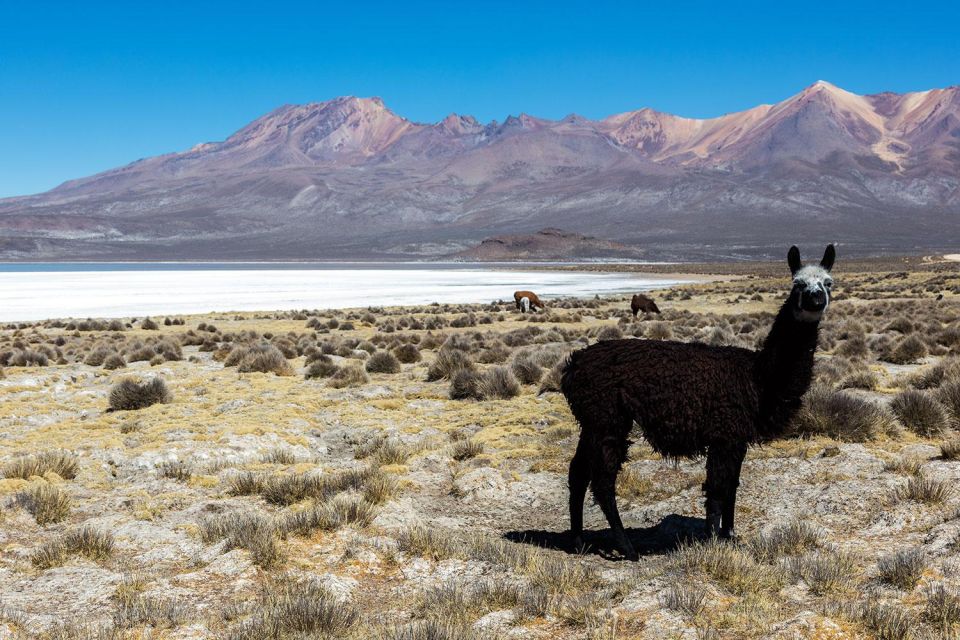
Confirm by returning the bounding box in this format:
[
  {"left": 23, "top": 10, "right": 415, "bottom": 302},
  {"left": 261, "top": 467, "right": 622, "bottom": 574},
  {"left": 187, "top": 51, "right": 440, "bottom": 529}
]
[{"left": 2, "top": 81, "right": 959, "bottom": 260}]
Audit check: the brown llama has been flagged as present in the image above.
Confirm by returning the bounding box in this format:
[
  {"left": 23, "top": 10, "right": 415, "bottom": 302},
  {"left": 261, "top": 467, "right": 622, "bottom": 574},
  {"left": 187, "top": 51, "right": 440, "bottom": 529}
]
[
  {"left": 631, "top": 294, "right": 660, "bottom": 316},
  {"left": 561, "top": 245, "right": 835, "bottom": 560},
  {"left": 513, "top": 290, "right": 545, "bottom": 313}
]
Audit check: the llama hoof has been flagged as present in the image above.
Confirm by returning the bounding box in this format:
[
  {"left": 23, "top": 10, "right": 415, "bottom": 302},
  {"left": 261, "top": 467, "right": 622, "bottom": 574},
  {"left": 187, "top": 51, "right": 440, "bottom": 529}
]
[{"left": 719, "top": 528, "right": 737, "bottom": 541}]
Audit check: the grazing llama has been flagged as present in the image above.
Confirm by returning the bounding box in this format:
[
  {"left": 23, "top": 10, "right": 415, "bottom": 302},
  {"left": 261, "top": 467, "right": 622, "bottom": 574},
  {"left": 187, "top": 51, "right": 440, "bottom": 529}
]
[
  {"left": 631, "top": 293, "right": 660, "bottom": 316},
  {"left": 561, "top": 245, "right": 835, "bottom": 559},
  {"left": 513, "top": 290, "right": 545, "bottom": 312}
]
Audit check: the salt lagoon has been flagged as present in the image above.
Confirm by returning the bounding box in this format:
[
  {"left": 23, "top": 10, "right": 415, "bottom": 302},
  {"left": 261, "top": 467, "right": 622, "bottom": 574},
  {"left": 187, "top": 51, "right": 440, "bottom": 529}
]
[{"left": 0, "top": 263, "right": 693, "bottom": 321}]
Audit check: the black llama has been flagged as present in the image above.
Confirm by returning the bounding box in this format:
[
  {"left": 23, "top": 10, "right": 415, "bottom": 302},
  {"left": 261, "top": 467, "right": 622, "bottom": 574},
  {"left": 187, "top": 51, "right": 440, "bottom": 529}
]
[{"left": 561, "top": 245, "right": 835, "bottom": 559}]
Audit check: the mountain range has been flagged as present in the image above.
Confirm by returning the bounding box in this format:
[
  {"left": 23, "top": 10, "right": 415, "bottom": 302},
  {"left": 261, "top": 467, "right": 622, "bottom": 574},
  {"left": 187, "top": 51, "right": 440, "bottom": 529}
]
[{"left": 1, "top": 80, "right": 958, "bottom": 260}]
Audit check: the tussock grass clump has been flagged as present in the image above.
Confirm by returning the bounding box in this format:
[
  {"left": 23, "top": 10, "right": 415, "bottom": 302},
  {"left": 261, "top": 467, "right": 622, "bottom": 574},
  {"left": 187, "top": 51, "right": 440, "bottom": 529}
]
[
  {"left": 280, "top": 495, "right": 377, "bottom": 536},
  {"left": 108, "top": 377, "right": 172, "bottom": 411},
  {"left": 479, "top": 366, "right": 521, "bottom": 399},
  {"left": 661, "top": 580, "right": 707, "bottom": 618},
  {"left": 788, "top": 549, "right": 860, "bottom": 595},
  {"left": 596, "top": 325, "right": 623, "bottom": 342},
  {"left": 895, "top": 474, "right": 953, "bottom": 504},
  {"left": 140, "top": 317, "right": 159, "bottom": 330},
  {"left": 451, "top": 440, "right": 483, "bottom": 461},
  {"left": 883, "top": 334, "right": 928, "bottom": 364},
  {"left": 877, "top": 549, "right": 926, "bottom": 590},
  {"left": 366, "top": 350, "right": 401, "bottom": 374},
  {"left": 672, "top": 539, "right": 780, "bottom": 595},
  {"left": 227, "top": 470, "right": 267, "bottom": 496},
  {"left": 393, "top": 343, "right": 422, "bottom": 364},
  {"left": 114, "top": 594, "right": 190, "bottom": 630},
  {"left": 328, "top": 364, "right": 369, "bottom": 388},
  {"left": 856, "top": 600, "right": 914, "bottom": 640},
  {"left": 890, "top": 389, "right": 951, "bottom": 437},
  {"left": 538, "top": 359, "right": 567, "bottom": 394},
  {"left": 835, "top": 335, "right": 870, "bottom": 358},
  {"left": 235, "top": 344, "right": 294, "bottom": 376},
  {"left": 16, "top": 482, "right": 71, "bottom": 525},
  {"left": 449, "top": 369, "right": 483, "bottom": 400},
  {"left": 510, "top": 350, "right": 543, "bottom": 385},
  {"left": 645, "top": 321, "right": 673, "bottom": 340},
  {"left": 940, "top": 438, "right": 960, "bottom": 460},
  {"left": 102, "top": 353, "right": 126, "bottom": 370},
  {"left": 750, "top": 519, "right": 822, "bottom": 561},
  {"left": 924, "top": 583, "right": 960, "bottom": 629},
  {"left": 477, "top": 341, "right": 511, "bottom": 364},
  {"left": 224, "top": 577, "right": 358, "bottom": 640},
  {"left": 305, "top": 359, "right": 338, "bottom": 379},
  {"left": 388, "top": 620, "right": 485, "bottom": 640},
  {"left": 2, "top": 450, "right": 78, "bottom": 480},
  {"left": 363, "top": 471, "right": 399, "bottom": 504},
  {"left": 261, "top": 448, "right": 297, "bottom": 465},
  {"left": 396, "top": 526, "right": 460, "bottom": 561},
  {"left": 157, "top": 460, "right": 192, "bottom": 482},
  {"left": 789, "top": 386, "right": 899, "bottom": 441},
  {"left": 198, "top": 510, "right": 282, "bottom": 568},
  {"left": 32, "top": 526, "right": 116, "bottom": 569},
  {"left": 836, "top": 369, "right": 878, "bottom": 390},
  {"left": 936, "top": 379, "right": 960, "bottom": 426},
  {"left": 84, "top": 346, "right": 116, "bottom": 367},
  {"left": 884, "top": 455, "right": 924, "bottom": 476},
  {"left": 426, "top": 349, "right": 475, "bottom": 381},
  {"left": 260, "top": 468, "right": 373, "bottom": 506}
]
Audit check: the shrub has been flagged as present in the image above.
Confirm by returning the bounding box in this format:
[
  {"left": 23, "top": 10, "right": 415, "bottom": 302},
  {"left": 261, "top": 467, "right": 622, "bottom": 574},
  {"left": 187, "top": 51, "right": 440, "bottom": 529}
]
[
  {"left": 936, "top": 379, "right": 960, "bottom": 427},
  {"left": 199, "top": 510, "right": 282, "bottom": 568},
  {"left": 328, "top": 364, "right": 369, "bottom": 388},
  {"left": 924, "top": 584, "right": 960, "bottom": 629},
  {"left": 835, "top": 335, "right": 869, "bottom": 358},
  {"left": 890, "top": 389, "right": 951, "bottom": 437},
  {"left": 16, "top": 483, "right": 71, "bottom": 525},
  {"left": 479, "top": 366, "right": 520, "bottom": 399},
  {"left": 84, "top": 346, "right": 115, "bottom": 367},
  {"left": 789, "top": 386, "right": 899, "bottom": 441},
  {"left": 596, "top": 325, "right": 623, "bottom": 342},
  {"left": 896, "top": 474, "right": 953, "bottom": 504},
  {"left": 750, "top": 519, "right": 822, "bottom": 562},
  {"left": 366, "top": 350, "right": 401, "bottom": 374},
  {"left": 393, "top": 343, "right": 422, "bottom": 364},
  {"left": 236, "top": 344, "right": 294, "bottom": 376},
  {"left": 883, "top": 335, "right": 928, "bottom": 364},
  {"left": 449, "top": 369, "right": 483, "bottom": 400},
  {"left": 103, "top": 353, "right": 126, "bottom": 370},
  {"left": 788, "top": 549, "right": 859, "bottom": 595},
  {"left": 510, "top": 350, "right": 543, "bottom": 385},
  {"left": 426, "top": 349, "right": 474, "bottom": 381},
  {"left": 158, "top": 460, "right": 192, "bottom": 481},
  {"left": 109, "top": 377, "right": 172, "bottom": 411},
  {"left": 877, "top": 549, "right": 926, "bottom": 590},
  {"left": 452, "top": 440, "right": 483, "bottom": 461},
  {"left": 32, "top": 526, "right": 115, "bottom": 569},
  {"left": 940, "top": 438, "right": 960, "bottom": 460},
  {"left": 477, "top": 341, "right": 511, "bottom": 364},
  {"left": 140, "top": 317, "right": 159, "bottom": 330},
  {"left": 305, "top": 359, "right": 338, "bottom": 379},
  {"left": 646, "top": 321, "right": 673, "bottom": 340},
  {"left": 2, "top": 450, "right": 78, "bottom": 480},
  {"left": 836, "top": 369, "right": 878, "bottom": 390},
  {"left": 224, "top": 577, "right": 358, "bottom": 640}
]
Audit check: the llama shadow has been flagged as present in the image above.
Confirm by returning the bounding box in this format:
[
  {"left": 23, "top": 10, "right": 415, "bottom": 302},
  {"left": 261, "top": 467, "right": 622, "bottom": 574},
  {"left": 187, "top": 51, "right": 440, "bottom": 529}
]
[{"left": 504, "top": 514, "right": 706, "bottom": 560}]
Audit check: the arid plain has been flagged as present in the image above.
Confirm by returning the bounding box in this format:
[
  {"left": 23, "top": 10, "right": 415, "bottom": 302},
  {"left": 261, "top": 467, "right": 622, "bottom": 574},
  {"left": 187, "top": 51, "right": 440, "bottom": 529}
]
[{"left": 1, "top": 256, "right": 960, "bottom": 639}]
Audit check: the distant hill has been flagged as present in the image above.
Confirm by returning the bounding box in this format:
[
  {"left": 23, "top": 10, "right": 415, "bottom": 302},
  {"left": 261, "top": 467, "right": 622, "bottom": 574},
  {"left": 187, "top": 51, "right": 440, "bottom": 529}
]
[
  {"left": 1, "top": 81, "right": 959, "bottom": 260},
  {"left": 452, "top": 228, "right": 646, "bottom": 261}
]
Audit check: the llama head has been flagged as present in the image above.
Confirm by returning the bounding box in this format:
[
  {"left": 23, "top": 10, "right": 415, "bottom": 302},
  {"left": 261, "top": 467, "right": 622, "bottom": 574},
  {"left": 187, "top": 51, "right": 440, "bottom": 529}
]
[{"left": 787, "top": 244, "right": 835, "bottom": 322}]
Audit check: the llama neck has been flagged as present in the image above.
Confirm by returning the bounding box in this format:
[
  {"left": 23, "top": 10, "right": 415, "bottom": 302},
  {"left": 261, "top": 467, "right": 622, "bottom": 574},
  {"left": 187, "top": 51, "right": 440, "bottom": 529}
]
[{"left": 755, "top": 297, "right": 820, "bottom": 416}]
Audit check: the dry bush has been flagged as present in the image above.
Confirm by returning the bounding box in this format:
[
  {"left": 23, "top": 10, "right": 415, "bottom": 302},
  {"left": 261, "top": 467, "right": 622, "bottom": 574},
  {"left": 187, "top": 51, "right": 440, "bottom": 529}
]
[
  {"left": 890, "top": 389, "right": 951, "bottom": 437},
  {"left": 84, "top": 346, "right": 116, "bottom": 366},
  {"left": 479, "top": 366, "right": 521, "bottom": 399},
  {"left": 16, "top": 482, "right": 71, "bottom": 525},
  {"left": 224, "top": 577, "right": 358, "bottom": 640},
  {"left": 305, "top": 359, "right": 338, "bottom": 379},
  {"left": 789, "top": 386, "right": 899, "bottom": 441},
  {"left": 363, "top": 471, "right": 399, "bottom": 504},
  {"left": 157, "top": 460, "right": 192, "bottom": 481},
  {"left": 672, "top": 539, "right": 780, "bottom": 595},
  {"left": 510, "top": 350, "right": 543, "bottom": 385},
  {"left": 426, "top": 349, "right": 474, "bottom": 381},
  {"left": 895, "top": 474, "right": 953, "bottom": 504},
  {"left": 940, "top": 438, "right": 960, "bottom": 460},
  {"left": 877, "top": 549, "right": 926, "bottom": 590},
  {"left": 452, "top": 440, "right": 483, "bottom": 461},
  {"left": 855, "top": 599, "right": 914, "bottom": 640},
  {"left": 884, "top": 455, "right": 924, "bottom": 476},
  {"left": 261, "top": 448, "right": 297, "bottom": 465},
  {"left": 236, "top": 344, "right": 294, "bottom": 376},
  {"left": 366, "top": 350, "right": 401, "bottom": 374},
  {"left": 33, "top": 526, "right": 115, "bottom": 569},
  {"left": 114, "top": 593, "right": 190, "bottom": 630},
  {"left": 750, "top": 519, "right": 822, "bottom": 562},
  {"left": 393, "top": 343, "right": 422, "bottom": 364},
  {"left": 645, "top": 321, "right": 673, "bottom": 340},
  {"left": 103, "top": 353, "right": 126, "bottom": 370},
  {"left": 449, "top": 369, "right": 483, "bottom": 400},
  {"left": 788, "top": 549, "right": 859, "bottom": 595},
  {"left": 883, "top": 334, "right": 928, "bottom": 364},
  {"left": 596, "top": 325, "right": 623, "bottom": 342},
  {"left": 328, "top": 364, "right": 370, "bottom": 388},
  {"left": 835, "top": 335, "right": 870, "bottom": 358},
  {"left": 387, "top": 621, "right": 484, "bottom": 640},
  {"left": 936, "top": 379, "right": 960, "bottom": 426},
  {"left": 2, "top": 450, "right": 78, "bottom": 480},
  {"left": 661, "top": 580, "right": 707, "bottom": 618},
  {"left": 837, "top": 369, "right": 879, "bottom": 390},
  {"left": 924, "top": 583, "right": 960, "bottom": 629},
  {"left": 140, "top": 317, "right": 159, "bottom": 330},
  {"left": 198, "top": 509, "right": 282, "bottom": 568},
  {"left": 108, "top": 377, "right": 172, "bottom": 411}
]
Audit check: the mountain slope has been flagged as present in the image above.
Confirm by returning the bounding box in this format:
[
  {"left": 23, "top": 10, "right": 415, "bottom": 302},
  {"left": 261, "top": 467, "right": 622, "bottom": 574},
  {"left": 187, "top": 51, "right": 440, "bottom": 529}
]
[{"left": 1, "top": 81, "right": 959, "bottom": 260}]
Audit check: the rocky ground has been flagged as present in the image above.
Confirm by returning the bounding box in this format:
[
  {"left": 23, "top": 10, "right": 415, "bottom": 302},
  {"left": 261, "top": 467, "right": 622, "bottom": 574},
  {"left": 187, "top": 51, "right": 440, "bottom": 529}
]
[{"left": 1, "top": 257, "right": 959, "bottom": 639}]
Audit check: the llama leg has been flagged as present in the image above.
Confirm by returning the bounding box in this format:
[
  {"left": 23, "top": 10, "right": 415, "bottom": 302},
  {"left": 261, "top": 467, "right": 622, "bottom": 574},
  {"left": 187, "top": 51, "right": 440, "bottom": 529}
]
[
  {"left": 568, "top": 439, "right": 591, "bottom": 550},
  {"left": 720, "top": 442, "right": 748, "bottom": 539},
  {"left": 703, "top": 444, "right": 735, "bottom": 538},
  {"left": 592, "top": 437, "right": 638, "bottom": 560}
]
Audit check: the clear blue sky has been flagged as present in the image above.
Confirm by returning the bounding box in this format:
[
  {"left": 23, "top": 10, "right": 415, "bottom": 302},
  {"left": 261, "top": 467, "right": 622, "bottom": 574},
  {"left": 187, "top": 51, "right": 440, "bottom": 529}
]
[{"left": 1, "top": 0, "right": 958, "bottom": 198}]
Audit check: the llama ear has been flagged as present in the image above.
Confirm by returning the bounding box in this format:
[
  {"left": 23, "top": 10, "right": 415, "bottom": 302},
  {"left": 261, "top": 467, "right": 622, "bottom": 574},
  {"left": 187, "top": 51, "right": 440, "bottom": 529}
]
[
  {"left": 787, "top": 246, "right": 802, "bottom": 275},
  {"left": 820, "top": 244, "right": 836, "bottom": 271}
]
